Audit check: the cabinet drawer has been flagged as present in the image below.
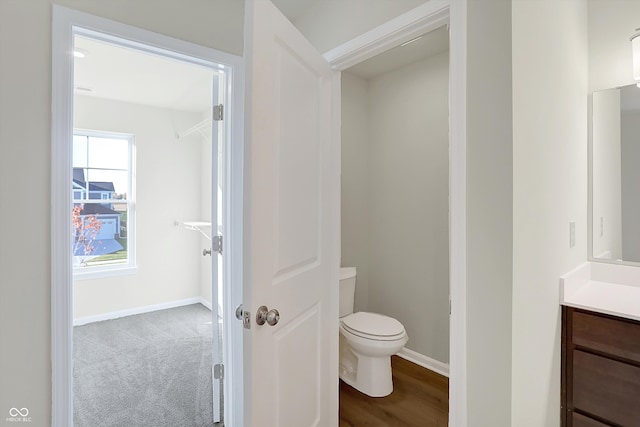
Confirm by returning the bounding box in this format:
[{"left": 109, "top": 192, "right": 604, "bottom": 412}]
[
  {"left": 573, "top": 350, "right": 640, "bottom": 426},
  {"left": 572, "top": 310, "right": 640, "bottom": 363},
  {"left": 572, "top": 412, "right": 610, "bottom": 427}
]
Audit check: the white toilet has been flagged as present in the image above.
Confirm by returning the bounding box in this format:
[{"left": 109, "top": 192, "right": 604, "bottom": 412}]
[{"left": 339, "top": 267, "right": 408, "bottom": 397}]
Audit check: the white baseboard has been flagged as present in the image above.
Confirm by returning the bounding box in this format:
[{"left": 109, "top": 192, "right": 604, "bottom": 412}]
[
  {"left": 73, "top": 297, "right": 212, "bottom": 326},
  {"left": 198, "top": 298, "right": 213, "bottom": 311},
  {"left": 397, "top": 347, "right": 449, "bottom": 377}
]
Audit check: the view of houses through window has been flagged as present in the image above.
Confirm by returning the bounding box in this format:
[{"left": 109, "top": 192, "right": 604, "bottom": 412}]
[{"left": 72, "top": 132, "right": 134, "bottom": 271}]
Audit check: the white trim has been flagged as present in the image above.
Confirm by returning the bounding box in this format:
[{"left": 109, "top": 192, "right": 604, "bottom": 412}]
[
  {"left": 199, "top": 297, "right": 214, "bottom": 311},
  {"left": 72, "top": 130, "right": 136, "bottom": 269},
  {"left": 223, "top": 35, "right": 245, "bottom": 427},
  {"left": 397, "top": 348, "right": 450, "bottom": 378},
  {"left": 329, "top": 70, "right": 343, "bottom": 425},
  {"left": 325, "top": 2, "right": 468, "bottom": 426},
  {"left": 73, "top": 297, "right": 212, "bottom": 326},
  {"left": 73, "top": 266, "right": 138, "bottom": 281},
  {"left": 449, "top": 1, "right": 468, "bottom": 426},
  {"left": 323, "top": 0, "right": 450, "bottom": 71},
  {"left": 51, "top": 6, "right": 244, "bottom": 427},
  {"left": 52, "top": 7, "right": 75, "bottom": 426}
]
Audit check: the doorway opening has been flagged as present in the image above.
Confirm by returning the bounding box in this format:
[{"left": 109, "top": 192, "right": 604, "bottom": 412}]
[
  {"left": 339, "top": 24, "right": 450, "bottom": 426},
  {"left": 71, "top": 32, "right": 223, "bottom": 426},
  {"left": 52, "top": 7, "right": 244, "bottom": 427}
]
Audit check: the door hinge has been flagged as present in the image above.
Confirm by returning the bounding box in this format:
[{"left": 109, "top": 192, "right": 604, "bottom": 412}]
[
  {"left": 213, "top": 104, "right": 224, "bottom": 121},
  {"left": 214, "top": 363, "right": 224, "bottom": 380},
  {"left": 213, "top": 235, "right": 223, "bottom": 254}
]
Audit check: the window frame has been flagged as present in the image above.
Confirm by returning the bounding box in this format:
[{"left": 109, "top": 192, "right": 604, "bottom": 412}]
[{"left": 72, "top": 129, "right": 137, "bottom": 280}]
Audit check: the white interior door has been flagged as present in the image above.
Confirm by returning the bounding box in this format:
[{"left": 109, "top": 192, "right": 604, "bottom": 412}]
[{"left": 243, "top": 0, "right": 339, "bottom": 425}]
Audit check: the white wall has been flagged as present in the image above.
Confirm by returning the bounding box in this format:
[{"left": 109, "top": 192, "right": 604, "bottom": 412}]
[
  {"left": 512, "top": 1, "right": 587, "bottom": 427},
  {"left": 72, "top": 95, "right": 205, "bottom": 318},
  {"left": 621, "top": 110, "right": 640, "bottom": 261},
  {"left": 0, "top": 1, "right": 242, "bottom": 423},
  {"left": 199, "top": 111, "right": 214, "bottom": 306},
  {"left": 592, "top": 88, "right": 622, "bottom": 260}
]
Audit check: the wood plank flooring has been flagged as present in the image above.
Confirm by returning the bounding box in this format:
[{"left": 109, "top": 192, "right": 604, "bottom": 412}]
[{"left": 339, "top": 356, "right": 449, "bottom": 427}]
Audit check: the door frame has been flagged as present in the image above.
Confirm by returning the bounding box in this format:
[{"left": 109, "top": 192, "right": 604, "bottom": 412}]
[
  {"left": 51, "top": 6, "right": 245, "bottom": 426},
  {"left": 324, "top": 1, "right": 467, "bottom": 425}
]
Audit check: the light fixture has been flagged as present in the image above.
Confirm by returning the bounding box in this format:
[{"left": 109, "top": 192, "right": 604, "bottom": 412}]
[
  {"left": 400, "top": 36, "right": 423, "bottom": 47},
  {"left": 631, "top": 28, "right": 640, "bottom": 82},
  {"left": 73, "top": 48, "right": 88, "bottom": 58},
  {"left": 74, "top": 85, "right": 93, "bottom": 93}
]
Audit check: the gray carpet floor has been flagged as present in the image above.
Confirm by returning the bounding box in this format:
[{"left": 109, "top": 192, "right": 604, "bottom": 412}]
[{"left": 73, "top": 303, "right": 220, "bottom": 427}]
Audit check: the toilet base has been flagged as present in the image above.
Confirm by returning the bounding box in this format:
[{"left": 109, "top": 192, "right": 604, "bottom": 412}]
[
  {"left": 339, "top": 337, "right": 394, "bottom": 397},
  {"left": 340, "top": 353, "right": 394, "bottom": 397}
]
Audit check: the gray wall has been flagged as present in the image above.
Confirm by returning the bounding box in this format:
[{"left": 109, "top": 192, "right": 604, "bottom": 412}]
[
  {"left": 465, "top": 1, "right": 513, "bottom": 425},
  {"left": 341, "top": 72, "right": 371, "bottom": 313},
  {"left": 621, "top": 110, "right": 640, "bottom": 261},
  {"left": 0, "top": 0, "right": 243, "bottom": 423},
  {"left": 341, "top": 51, "right": 450, "bottom": 364},
  {"left": 592, "top": 89, "right": 622, "bottom": 260}
]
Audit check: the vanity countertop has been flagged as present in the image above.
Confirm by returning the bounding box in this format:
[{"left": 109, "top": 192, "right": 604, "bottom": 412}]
[{"left": 560, "top": 261, "right": 640, "bottom": 322}]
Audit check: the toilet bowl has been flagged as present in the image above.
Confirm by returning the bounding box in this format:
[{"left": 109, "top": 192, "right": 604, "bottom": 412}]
[{"left": 339, "top": 267, "right": 408, "bottom": 397}]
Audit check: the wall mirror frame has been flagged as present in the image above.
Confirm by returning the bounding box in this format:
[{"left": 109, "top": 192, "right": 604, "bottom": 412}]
[{"left": 589, "top": 83, "right": 640, "bottom": 266}]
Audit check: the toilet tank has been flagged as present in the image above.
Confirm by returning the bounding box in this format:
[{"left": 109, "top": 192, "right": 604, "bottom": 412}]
[{"left": 339, "top": 267, "right": 357, "bottom": 317}]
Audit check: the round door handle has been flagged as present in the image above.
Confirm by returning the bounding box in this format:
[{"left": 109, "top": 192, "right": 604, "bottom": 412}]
[
  {"left": 256, "top": 305, "right": 280, "bottom": 326},
  {"left": 266, "top": 308, "right": 280, "bottom": 326}
]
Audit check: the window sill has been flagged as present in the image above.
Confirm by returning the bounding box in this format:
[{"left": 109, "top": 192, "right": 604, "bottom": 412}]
[{"left": 73, "top": 265, "right": 138, "bottom": 281}]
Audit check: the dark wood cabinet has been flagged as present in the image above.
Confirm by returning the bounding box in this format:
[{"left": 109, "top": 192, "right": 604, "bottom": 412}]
[
  {"left": 562, "top": 307, "right": 640, "bottom": 426},
  {"left": 572, "top": 412, "right": 610, "bottom": 427}
]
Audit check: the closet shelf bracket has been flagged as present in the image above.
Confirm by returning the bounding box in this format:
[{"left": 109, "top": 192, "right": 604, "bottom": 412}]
[
  {"left": 175, "top": 221, "right": 212, "bottom": 241},
  {"left": 176, "top": 118, "right": 212, "bottom": 141}
]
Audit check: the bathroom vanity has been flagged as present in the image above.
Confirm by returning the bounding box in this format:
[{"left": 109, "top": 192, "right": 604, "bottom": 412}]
[
  {"left": 560, "top": 262, "right": 640, "bottom": 426},
  {"left": 568, "top": 12, "right": 640, "bottom": 424}
]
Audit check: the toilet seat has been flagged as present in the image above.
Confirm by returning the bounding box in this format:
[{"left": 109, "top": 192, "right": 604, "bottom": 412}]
[{"left": 341, "top": 312, "right": 405, "bottom": 341}]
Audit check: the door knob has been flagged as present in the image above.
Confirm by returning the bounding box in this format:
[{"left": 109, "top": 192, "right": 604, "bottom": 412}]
[
  {"left": 256, "top": 305, "right": 280, "bottom": 326},
  {"left": 203, "top": 248, "right": 212, "bottom": 256}
]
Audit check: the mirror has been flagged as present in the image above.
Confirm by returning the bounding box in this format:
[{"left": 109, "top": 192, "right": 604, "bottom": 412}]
[{"left": 591, "top": 84, "right": 640, "bottom": 264}]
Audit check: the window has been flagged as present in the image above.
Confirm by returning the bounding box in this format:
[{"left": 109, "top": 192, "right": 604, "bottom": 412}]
[{"left": 72, "top": 131, "right": 135, "bottom": 277}]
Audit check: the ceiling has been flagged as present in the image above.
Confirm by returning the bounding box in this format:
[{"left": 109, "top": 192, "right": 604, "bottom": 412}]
[
  {"left": 74, "top": 8, "right": 449, "bottom": 112},
  {"left": 74, "top": 36, "right": 216, "bottom": 113},
  {"left": 345, "top": 25, "right": 449, "bottom": 79},
  {"left": 271, "top": 0, "right": 316, "bottom": 22}
]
